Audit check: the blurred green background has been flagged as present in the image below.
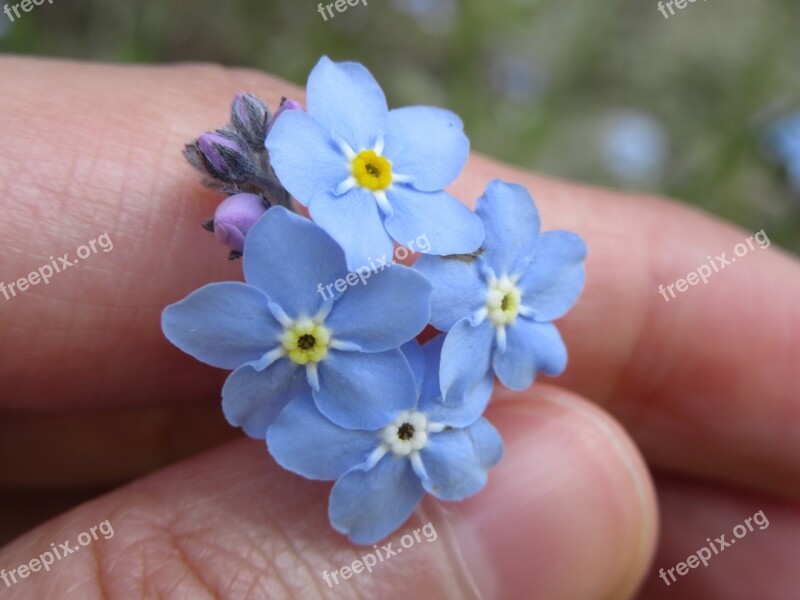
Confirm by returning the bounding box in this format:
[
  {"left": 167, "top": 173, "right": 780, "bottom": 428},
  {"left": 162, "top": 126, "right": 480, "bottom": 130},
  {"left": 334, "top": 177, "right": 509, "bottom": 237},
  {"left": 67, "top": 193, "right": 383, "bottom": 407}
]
[{"left": 2, "top": 0, "right": 799, "bottom": 251}]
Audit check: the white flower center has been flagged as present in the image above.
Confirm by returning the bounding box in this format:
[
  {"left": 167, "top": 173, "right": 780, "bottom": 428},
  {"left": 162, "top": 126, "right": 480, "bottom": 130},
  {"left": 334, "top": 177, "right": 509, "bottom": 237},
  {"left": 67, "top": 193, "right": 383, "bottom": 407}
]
[
  {"left": 486, "top": 275, "right": 522, "bottom": 326},
  {"left": 381, "top": 411, "right": 432, "bottom": 457}
]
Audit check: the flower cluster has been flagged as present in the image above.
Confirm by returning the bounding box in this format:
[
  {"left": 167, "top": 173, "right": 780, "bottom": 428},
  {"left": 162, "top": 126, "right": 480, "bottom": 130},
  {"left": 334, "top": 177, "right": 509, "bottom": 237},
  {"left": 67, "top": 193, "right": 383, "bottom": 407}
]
[{"left": 164, "top": 57, "right": 587, "bottom": 544}]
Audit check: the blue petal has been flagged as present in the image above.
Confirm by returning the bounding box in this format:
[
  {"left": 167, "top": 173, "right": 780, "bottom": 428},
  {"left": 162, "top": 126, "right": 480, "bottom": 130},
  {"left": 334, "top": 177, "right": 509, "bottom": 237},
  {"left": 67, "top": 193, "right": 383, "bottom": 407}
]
[
  {"left": 384, "top": 186, "right": 484, "bottom": 256},
  {"left": 466, "top": 417, "right": 504, "bottom": 469},
  {"left": 329, "top": 455, "right": 424, "bottom": 544},
  {"left": 516, "top": 231, "right": 587, "bottom": 322},
  {"left": 306, "top": 56, "right": 388, "bottom": 152},
  {"left": 221, "top": 359, "right": 306, "bottom": 439},
  {"left": 315, "top": 349, "right": 417, "bottom": 429},
  {"left": 440, "top": 317, "right": 495, "bottom": 407},
  {"left": 162, "top": 282, "right": 281, "bottom": 370},
  {"left": 265, "top": 110, "right": 349, "bottom": 206},
  {"left": 424, "top": 375, "right": 495, "bottom": 428},
  {"left": 243, "top": 207, "right": 348, "bottom": 318},
  {"left": 492, "top": 318, "right": 567, "bottom": 390},
  {"left": 266, "top": 394, "right": 379, "bottom": 480},
  {"left": 419, "top": 427, "right": 488, "bottom": 501},
  {"left": 400, "top": 339, "right": 426, "bottom": 397},
  {"left": 309, "top": 187, "right": 395, "bottom": 272},
  {"left": 475, "top": 180, "right": 541, "bottom": 276},
  {"left": 325, "top": 265, "right": 431, "bottom": 352},
  {"left": 413, "top": 254, "right": 485, "bottom": 331},
  {"left": 382, "top": 106, "right": 469, "bottom": 191},
  {"left": 420, "top": 333, "right": 494, "bottom": 427},
  {"left": 419, "top": 333, "right": 444, "bottom": 401}
]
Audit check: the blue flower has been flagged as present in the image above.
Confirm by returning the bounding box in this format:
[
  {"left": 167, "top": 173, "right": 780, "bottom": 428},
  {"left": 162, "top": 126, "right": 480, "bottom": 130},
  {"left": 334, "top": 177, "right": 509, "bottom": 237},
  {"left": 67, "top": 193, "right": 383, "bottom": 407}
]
[
  {"left": 265, "top": 56, "right": 485, "bottom": 271},
  {"left": 415, "top": 180, "right": 586, "bottom": 404},
  {"left": 764, "top": 110, "right": 800, "bottom": 194},
  {"left": 267, "top": 337, "right": 503, "bottom": 544},
  {"left": 162, "top": 206, "right": 433, "bottom": 435},
  {"left": 601, "top": 110, "right": 668, "bottom": 186}
]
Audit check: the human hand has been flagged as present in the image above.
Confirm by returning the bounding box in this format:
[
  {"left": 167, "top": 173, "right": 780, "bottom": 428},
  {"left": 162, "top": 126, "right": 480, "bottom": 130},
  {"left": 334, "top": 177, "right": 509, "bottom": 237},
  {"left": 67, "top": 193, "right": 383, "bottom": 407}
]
[{"left": 1, "top": 57, "right": 797, "bottom": 599}]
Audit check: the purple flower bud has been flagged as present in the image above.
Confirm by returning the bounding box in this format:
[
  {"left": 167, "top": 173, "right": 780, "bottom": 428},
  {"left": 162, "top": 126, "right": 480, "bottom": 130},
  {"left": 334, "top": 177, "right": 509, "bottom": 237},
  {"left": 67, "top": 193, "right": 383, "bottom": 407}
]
[
  {"left": 212, "top": 193, "right": 268, "bottom": 253},
  {"left": 231, "top": 92, "right": 271, "bottom": 150},
  {"left": 266, "top": 97, "right": 304, "bottom": 138},
  {"left": 196, "top": 131, "right": 253, "bottom": 183},
  {"left": 280, "top": 97, "right": 304, "bottom": 112}
]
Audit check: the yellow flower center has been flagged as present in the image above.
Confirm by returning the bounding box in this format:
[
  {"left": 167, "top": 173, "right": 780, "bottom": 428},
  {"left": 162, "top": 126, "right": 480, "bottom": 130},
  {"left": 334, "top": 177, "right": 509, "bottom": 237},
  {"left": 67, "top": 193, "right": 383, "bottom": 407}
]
[
  {"left": 486, "top": 277, "right": 521, "bottom": 326},
  {"left": 281, "top": 318, "right": 331, "bottom": 365},
  {"left": 352, "top": 150, "right": 393, "bottom": 191}
]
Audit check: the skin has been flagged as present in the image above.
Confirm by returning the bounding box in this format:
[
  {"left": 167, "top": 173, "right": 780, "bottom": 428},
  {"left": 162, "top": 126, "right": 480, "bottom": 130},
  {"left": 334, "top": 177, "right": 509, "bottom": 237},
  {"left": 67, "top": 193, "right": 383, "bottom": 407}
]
[{"left": 0, "top": 56, "right": 798, "bottom": 599}]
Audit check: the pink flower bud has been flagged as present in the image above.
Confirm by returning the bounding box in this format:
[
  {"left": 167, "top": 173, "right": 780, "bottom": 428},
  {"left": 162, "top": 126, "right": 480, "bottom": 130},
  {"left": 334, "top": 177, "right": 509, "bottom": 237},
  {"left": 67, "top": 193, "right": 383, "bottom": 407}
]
[
  {"left": 266, "top": 98, "right": 304, "bottom": 138},
  {"left": 213, "top": 193, "right": 268, "bottom": 253}
]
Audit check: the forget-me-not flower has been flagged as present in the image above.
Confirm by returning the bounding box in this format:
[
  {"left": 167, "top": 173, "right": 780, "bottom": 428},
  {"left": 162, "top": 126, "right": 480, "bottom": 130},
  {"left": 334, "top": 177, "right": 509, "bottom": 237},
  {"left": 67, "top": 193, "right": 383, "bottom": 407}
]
[
  {"left": 162, "top": 207, "right": 432, "bottom": 435},
  {"left": 267, "top": 337, "right": 503, "bottom": 544},
  {"left": 265, "top": 56, "right": 484, "bottom": 270},
  {"left": 415, "top": 180, "right": 586, "bottom": 404}
]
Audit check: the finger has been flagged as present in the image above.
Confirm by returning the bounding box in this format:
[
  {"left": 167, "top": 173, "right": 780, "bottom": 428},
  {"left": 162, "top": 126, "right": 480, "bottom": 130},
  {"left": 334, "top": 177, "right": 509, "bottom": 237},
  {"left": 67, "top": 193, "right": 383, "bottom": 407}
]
[
  {"left": 0, "top": 385, "right": 657, "bottom": 600},
  {"left": 0, "top": 405, "right": 238, "bottom": 488},
  {"left": 636, "top": 473, "right": 800, "bottom": 600},
  {"left": 1, "top": 58, "right": 264, "bottom": 411},
  {"left": 1, "top": 57, "right": 799, "bottom": 497}
]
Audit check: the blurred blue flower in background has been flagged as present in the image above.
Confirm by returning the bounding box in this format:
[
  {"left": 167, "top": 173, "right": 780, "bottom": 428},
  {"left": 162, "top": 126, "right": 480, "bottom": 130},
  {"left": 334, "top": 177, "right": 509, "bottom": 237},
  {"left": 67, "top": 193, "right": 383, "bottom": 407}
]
[
  {"left": 391, "top": 0, "right": 457, "bottom": 34},
  {"left": 486, "top": 51, "right": 549, "bottom": 103},
  {"left": 764, "top": 110, "right": 800, "bottom": 194},
  {"left": 601, "top": 110, "right": 669, "bottom": 186}
]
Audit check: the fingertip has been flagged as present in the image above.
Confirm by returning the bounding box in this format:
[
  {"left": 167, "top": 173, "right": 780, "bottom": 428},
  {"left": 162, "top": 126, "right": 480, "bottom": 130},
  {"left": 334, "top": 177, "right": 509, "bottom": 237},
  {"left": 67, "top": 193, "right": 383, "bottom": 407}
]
[{"left": 429, "top": 385, "right": 657, "bottom": 599}]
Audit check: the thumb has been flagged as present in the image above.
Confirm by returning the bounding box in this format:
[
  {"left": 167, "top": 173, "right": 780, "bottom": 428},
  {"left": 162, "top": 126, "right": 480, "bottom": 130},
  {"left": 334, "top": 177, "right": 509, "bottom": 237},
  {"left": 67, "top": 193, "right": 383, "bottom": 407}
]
[{"left": 0, "top": 385, "right": 656, "bottom": 599}]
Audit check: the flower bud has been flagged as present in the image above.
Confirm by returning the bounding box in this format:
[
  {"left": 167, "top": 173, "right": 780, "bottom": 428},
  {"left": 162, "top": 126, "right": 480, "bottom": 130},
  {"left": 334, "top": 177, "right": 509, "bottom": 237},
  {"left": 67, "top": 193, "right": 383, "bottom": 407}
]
[
  {"left": 212, "top": 193, "right": 268, "bottom": 253},
  {"left": 231, "top": 92, "right": 271, "bottom": 151},
  {"left": 266, "top": 97, "right": 304, "bottom": 138},
  {"left": 196, "top": 131, "right": 253, "bottom": 183}
]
